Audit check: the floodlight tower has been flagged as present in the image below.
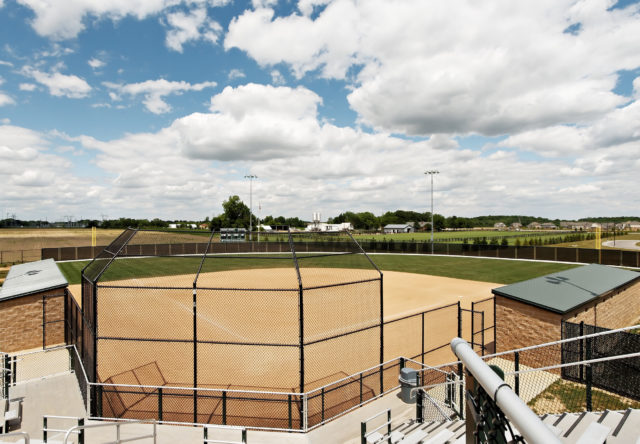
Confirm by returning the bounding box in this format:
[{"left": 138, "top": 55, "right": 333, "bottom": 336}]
[
  {"left": 425, "top": 170, "right": 439, "bottom": 254},
  {"left": 244, "top": 175, "right": 258, "bottom": 240}
]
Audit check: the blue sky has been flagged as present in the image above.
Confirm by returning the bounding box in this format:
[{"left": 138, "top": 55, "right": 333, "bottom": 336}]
[{"left": 0, "top": 0, "right": 639, "bottom": 222}]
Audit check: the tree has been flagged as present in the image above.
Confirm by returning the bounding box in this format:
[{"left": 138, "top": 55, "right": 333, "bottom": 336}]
[{"left": 216, "top": 195, "right": 256, "bottom": 229}]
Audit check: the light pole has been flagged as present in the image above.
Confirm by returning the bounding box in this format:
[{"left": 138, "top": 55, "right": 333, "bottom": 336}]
[
  {"left": 244, "top": 175, "right": 257, "bottom": 241},
  {"left": 425, "top": 170, "right": 439, "bottom": 254}
]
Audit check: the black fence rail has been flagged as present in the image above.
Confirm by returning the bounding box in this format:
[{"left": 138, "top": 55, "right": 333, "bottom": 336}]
[
  {"left": 43, "top": 241, "right": 640, "bottom": 268},
  {"left": 562, "top": 321, "right": 640, "bottom": 402}
]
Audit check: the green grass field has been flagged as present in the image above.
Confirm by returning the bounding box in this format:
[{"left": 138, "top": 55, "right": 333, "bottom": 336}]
[{"left": 58, "top": 254, "right": 579, "bottom": 286}]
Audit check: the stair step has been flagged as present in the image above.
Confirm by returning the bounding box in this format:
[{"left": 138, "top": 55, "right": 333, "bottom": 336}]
[
  {"left": 423, "top": 428, "right": 454, "bottom": 444},
  {"left": 563, "top": 412, "right": 601, "bottom": 439},
  {"left": 608, "top": 409, "right": 640, "bottom": 444},
  {"left": 552, "top": 412, "right": 581, "bottom": 434},
  {"left": 574, "top": 422, "right": 611, "bottom": 444},
  {"left": 401, "top": 428, "right": 428, "bottom": 444}
]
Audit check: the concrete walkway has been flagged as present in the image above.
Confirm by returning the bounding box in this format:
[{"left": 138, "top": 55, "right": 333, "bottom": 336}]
[{"left": 602, "top": 240, "right": 640, "bottom": 251}]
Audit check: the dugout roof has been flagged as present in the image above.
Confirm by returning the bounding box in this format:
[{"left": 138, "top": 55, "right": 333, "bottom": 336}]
[
  {"left": 492, "top": 264, "right": 640, "bottom": 314},
  {"left": 0, "top": 258, "right": 68, "bottom": 302}
]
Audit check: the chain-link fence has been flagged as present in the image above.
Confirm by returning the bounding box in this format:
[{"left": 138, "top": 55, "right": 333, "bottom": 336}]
[
  {"left": 562, "top": 321, "right": 640, "bottom": 402},
  {"left": 73, "top": 228, "right": 495, "bottom": 429},
  {"left": 44, "top": 240, "right": 640, "bottom": 267},
  {"left": 481, "top": 324, "right": 640, "bottom": 415}
]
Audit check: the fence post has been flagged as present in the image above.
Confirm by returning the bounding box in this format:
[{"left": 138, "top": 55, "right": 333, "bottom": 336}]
[
  {"left": 361, "top": 421, "right": 367, "bottom": 444},
  {"left": 158, "top": 387, "right": 163, "bottom": 421},
  {"left": 514, "top": 351, "right": 520, "bottom": 396},
  {"left": 421, "top": 312, "right": 425, "bottom": 363},
  {"left": 360, "top": 372, "right": 363, "bottom": 404},
  {"left": 3, "top": 354, "right": 9, "bottom": 397},
  {"left": 586, "top": 337, "right": 592, "bottom": 412},
  {"left": 458, "top": 363, "right": 464, "bottom": 420},
  {"left": 416, "top": 373, "right": 424, "bottom": 424},
  {"left": 288, "top": 394, "right": 292, "bottom": 430},
  {"left": 579, "top": 322, "right": 584, "bottom": 382},
  {"left": 12, "top": 357, "right": 16, "bottom": 385},
  {"left": 222, "top": 390, "right": 227, "bottom": 425},
  {"left": 321, "top": 387, "right": 326, "bottom": 423},
  {"left": 43, "top": 416, "right": 48, "bottom": 442},
  {"left": 78, "top": 417, "right": 85, "bottom": 444},
  {"left": 387, "top": 409, "right": 392, "bottom": 444}
]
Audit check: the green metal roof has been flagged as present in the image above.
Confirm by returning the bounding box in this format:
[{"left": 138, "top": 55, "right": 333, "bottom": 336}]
[{"left": 492, "top": 264, "right": 640, "bottom": 314}]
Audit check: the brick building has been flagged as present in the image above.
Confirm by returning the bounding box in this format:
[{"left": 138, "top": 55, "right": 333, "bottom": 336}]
[
  {"left": 492, "top": 264, "right": 640, "bottom": 355},
  {"left": 0, "top": 259, "right": 68, "bottom": 352}
]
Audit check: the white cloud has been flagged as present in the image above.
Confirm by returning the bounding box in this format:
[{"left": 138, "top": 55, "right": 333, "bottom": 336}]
[
  {"left": 0, "top": 60, "right": 13, "bottom": 67},
  {"left": 0, "top": 92, "right": 15, "bottom": 106},
  {"left": 634, "top": 76, "right": 640, "bottom": 99},
  {"left": 22, "top": 66, "right": 91, "bottom": 98},
  {"left": 19, "top": 83, "right": 37, "bottom": 91},
  {"left": 226, "top": 0, "right": 640, "bottom": 136},
  {"left": 270, "top": 69, "right": 285, "bottom": 85},
  {"left": 104, "top": 78, "right": 217, "bottom": 114},
  {"left": 16, "top": 0, "right": 231, "bottom": 40},
  {"left": 88, "top": 58, "right": 105, "bottom": 69},
  {"left": 164, "top": 6, "right": 222, "bottom": 52},
  {"left": 228, "top": 69, "right": 245, "bottom": 80}
]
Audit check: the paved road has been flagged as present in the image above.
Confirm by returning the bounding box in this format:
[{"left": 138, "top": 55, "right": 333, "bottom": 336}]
[{"left": 602, "top": 240, "right": 640, "bottom": 251}]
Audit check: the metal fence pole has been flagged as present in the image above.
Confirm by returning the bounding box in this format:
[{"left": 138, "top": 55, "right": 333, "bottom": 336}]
[
  {"left": 416, "top": 373, "right": 424, "bottom": 424},
  {"left": 78, "top": 417, "right": 85, "bottom": 444},
  {"left": 222, "top": 390, "right": 227, "bottom": 425},
  {"left": 586, "top": 337, "right": 592, "bottom": 412},
  {"left": 43, "top": 416, "right": 48, "bottom": 442},
  {"left": 321, "top": 387, "right": 325, "bottom": 423},
  {"left": 288, "top": 394, "right": 292, "bottom": 430},
  {"left": 158, "top": 387, "right": 163, "bottom": 421},
  {"left": 421, "top": 312, "right": 425, "bottom": 363},
  {"left": 387, "top": 409, "right": 392, "bottom": 444},
  {"left": 514, "top": 351, "right": 520, "bottom": 396}
]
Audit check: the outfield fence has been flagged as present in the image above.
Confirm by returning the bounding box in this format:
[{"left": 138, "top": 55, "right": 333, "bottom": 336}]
[{"left": 41, "top": 239, "right": 640, "bottom": 268}]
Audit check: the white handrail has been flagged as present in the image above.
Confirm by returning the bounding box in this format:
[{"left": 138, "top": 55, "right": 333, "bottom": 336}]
[
  {"left": 0, "top": 431, "right": 30, "bottom": 443},
  {"left": 451, "top": 338, "right": 561, "bottom": 444},
  {"left": 63, "top": 420, "right": 156, "bottom": 444}
]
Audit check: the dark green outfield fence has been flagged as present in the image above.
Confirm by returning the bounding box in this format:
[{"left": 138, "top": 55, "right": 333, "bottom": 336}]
[{"left": 43, "top": 239, "right": 640, "bottom": 268}]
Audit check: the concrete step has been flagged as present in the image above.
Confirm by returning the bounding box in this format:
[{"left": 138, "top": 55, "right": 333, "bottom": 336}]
[
  {"left": 561, "top": 411, "right": 601, "bottom": 440},
  {"left": 608, "top": 409, "right": 640, "bottom": 444}
]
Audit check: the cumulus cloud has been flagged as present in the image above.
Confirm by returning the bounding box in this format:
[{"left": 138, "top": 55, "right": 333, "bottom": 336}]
[
  {"left": 226, "top": 0, "right": 640, "bottom": 136},
  {"left": 19, "top": 83, "right": 37, "bottom": 91},
  {"left": 22, "top": 66, "right": 91, "bottom": 98},
  {"left": 0, "top": 92, "right": 14, "bottom": 106},
  {"left": 88, "top": 58, "right": 105, "bottom": 69},
  {"left": 164, "top": 6, "right": 222, "bottom": 52},
  {"left": 104, "top": 78, "right": 217, "bottom": 114},
  {"left": 16, "top": 0, "right": 230, "bottom": 40},
  {"left": 63, "top": 83, "right": 639, "bottom": 219},
  {"left": 227, "top": 69, "right": 245, "bottom": 80}
]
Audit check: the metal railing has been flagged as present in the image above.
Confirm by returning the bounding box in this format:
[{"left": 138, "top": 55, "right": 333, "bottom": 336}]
[
  {"left": 0, "top": 431, "right": 30, "bottom": 443},
  {"left": 360, "top": 408, "right": 391, "bottom": 444},
  {"left": 203, "top": 424, "right": 247, "bottom": 444},
  {"left": 63, "top": 420, "right": 156, "bottom": 444},
  {"left": 43, "top": 416, "right": 85, "bottom": 443},
  {"left": 452, "top": 337, "right": 562, "bottom": 444}
]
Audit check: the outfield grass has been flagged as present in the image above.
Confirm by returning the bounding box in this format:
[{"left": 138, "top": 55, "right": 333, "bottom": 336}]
[{"left": 58, "top": 254, "right": 579, "bottom": 286}]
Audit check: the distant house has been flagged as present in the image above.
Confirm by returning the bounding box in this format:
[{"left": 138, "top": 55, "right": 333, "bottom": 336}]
[
  {"left": 259, "top": 225, "right": 273, "bottom": 232},
  {"left": 168, "top": 224, "right": 178, "bottom": 229},
  {"left": 199, "top": 223, "right": 209, "bottom": 229},
  {"left": 305, "top": 222, "right": 353, "bottom": 232},
  {"left": 383, "top": 224, "right": 414, "bottom": 234},
  {"left": 561, "top": 221, "right": 591, "bottom": 231},
  {"left": 623, "top": 221, "right": 640, "bottom": 231},
  {"left": 510, "top": 222, "right": 522, "bottom": 231},
  {"left": 540, "top": 222, "right": 557, "bottom": 230},
  {"left": 494, "top": 222, "right": 506, "bottom": 230},
  {"left": 527, "top": 222, "right": 541, "bottom": 230}
]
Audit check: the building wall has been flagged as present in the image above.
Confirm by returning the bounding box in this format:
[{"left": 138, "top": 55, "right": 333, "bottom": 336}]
[
  {"left": 0, "top": 289, "right": 66, "bottom": 353},
  {"left": 566, "top": 281, "right": 640, "bottom": 329},
  {"left": 495, "top": 295, "right": 563, "bottom": 369}
]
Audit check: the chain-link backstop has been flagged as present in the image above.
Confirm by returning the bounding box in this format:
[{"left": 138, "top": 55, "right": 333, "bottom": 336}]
[{"left": 80, "top": 229, "right": 383, "bottom": 424}]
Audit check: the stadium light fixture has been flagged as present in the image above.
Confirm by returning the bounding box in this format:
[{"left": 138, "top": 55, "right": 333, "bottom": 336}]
[
  {"left": 244, "top": 174, "right": 258, "bottom": 241},
  {"left": 425, "top": 170, "right": 439, "bottom": 254}
]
